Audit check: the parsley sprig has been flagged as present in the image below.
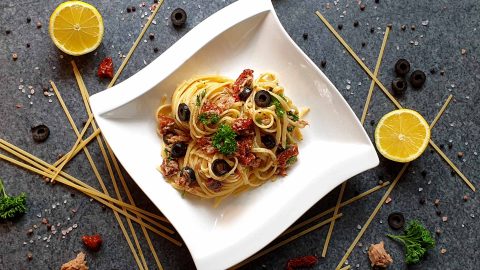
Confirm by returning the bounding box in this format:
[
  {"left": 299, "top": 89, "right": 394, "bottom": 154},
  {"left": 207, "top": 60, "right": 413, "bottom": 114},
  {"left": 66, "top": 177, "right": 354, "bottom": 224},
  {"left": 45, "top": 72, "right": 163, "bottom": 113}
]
[
  {"left": 196, "top": 90, "right": 206, "bottom": 107},
  {"left": 0, "top": 179, "right": 27, "bottom": 220},
  {"left": 271, "top": 96, "right": 285, "bottom": 117},
  {"left": 212, "top": 124, "right": 237, "bottom": 155},
  {"left": 198, "top": 113, "right": 220, "bottom": 125},
  {"left": 387, "top": 220, "right": 435, "bottom": 264}
]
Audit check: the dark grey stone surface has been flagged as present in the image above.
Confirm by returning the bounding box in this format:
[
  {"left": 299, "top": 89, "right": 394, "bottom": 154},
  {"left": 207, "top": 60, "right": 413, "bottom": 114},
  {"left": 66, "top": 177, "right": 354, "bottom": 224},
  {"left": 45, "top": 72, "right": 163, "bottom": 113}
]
[{"left": 1, "top": 0, "right": 479, "bottom": 269}]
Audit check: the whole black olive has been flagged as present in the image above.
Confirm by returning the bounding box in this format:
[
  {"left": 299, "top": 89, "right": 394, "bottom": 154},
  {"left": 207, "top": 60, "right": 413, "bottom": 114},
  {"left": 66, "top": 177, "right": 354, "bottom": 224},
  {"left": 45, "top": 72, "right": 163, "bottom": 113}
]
[
  {"left": 181, "top": 166, "right": 196, "bottom": 183},
  {"left": 171, "top": 142, "right": 187, "bottom": 158},
  {"left": 261, "top": 134, "right": 276, "bottom": 149},
  {"left": 178, "top": 103, "right": 190, "bottom": 121},
  {"left": 254, "top": 90, "right": 272, "bottom": 108},
  {"left": 238, "top": 87, "right": 253, "bottom": 101},
  {"left": 211, "top": 159, "right": 232, "bottom": 176}
]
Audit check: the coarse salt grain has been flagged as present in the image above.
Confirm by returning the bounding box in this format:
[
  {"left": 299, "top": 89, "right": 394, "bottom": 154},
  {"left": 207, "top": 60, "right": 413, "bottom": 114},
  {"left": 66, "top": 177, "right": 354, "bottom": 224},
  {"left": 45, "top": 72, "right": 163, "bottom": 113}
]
[{"left": 385, "top": 197, "right": 392, "bottom": 204}]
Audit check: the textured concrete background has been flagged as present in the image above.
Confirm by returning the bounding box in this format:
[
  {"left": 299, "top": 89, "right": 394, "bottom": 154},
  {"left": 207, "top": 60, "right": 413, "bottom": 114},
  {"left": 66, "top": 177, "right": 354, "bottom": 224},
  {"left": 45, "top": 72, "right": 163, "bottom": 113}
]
[{"left": 1, "top": 0, "right": 479, "bottom": 269}]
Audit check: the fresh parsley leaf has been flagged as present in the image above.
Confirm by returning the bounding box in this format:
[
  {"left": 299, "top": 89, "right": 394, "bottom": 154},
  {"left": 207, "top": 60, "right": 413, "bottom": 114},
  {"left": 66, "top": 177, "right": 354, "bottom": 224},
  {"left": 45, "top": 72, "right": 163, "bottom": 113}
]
[
  {"left": 387, "top": 220, "right": 435, "bottom": 264},
  {"left": 198, "top": 113, "right": 220, "bottom": 125},
  {"left": 286, "top": 156, "right": 297, "bottom": 165},
  {"left": 287, "top": 111, "right": 299, "bottom": 122},
  {"left": 0, "top": 179, "right": 27, "bottom": 221},
  {"left": 287, "top": 126, "right": 294, "bottom": 132},
  {"left": 212, "top": 124, "right": 237, "bottom": 155},
  {"left": 196, "top": 90, "right": 206, "bottom": 107},
  {"left": 271, "top": 96, "right": 285, "bottom": 117}
]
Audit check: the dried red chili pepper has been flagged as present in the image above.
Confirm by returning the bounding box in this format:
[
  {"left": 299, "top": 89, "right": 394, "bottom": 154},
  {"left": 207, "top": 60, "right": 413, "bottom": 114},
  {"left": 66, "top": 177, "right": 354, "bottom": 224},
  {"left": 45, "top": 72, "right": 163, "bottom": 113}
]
[
  {"left": 82, "top": 234, "right": 102, "bottom": 251},
  {"left": 286, "top": 255, "right": 318, "bottom": 270},
  {"left": 97, "top": 57, "right": 114, "bottom": 79}
]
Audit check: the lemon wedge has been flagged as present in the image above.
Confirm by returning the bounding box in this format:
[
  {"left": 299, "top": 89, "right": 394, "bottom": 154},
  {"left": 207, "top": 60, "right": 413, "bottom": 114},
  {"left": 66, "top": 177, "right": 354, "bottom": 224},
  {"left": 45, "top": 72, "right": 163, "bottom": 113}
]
[
  {"left": 375, "top": 109, "right": 430, "bottom": 162},
  {"left": 49, "top": 1, "right": 104, "bottom": 56}
]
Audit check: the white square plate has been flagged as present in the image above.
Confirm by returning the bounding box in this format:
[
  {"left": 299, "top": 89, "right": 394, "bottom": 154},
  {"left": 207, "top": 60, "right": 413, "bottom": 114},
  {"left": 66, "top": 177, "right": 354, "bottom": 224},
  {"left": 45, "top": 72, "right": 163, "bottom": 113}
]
[{"left": 89, "top": 0, "right": 379, "bottom": 269}]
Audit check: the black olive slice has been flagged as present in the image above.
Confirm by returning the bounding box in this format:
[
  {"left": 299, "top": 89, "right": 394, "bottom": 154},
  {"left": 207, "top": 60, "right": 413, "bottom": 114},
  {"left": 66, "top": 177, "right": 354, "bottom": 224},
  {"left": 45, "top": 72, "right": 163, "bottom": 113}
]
[
  {"left": 171, "top": 142, "right": 187, "bottom": 158},
  {"left": 254, "top": 90, "right": 271, "bottom": 108},
  {"left": 178, "top": 103, "right": 190, "bottom": 122},
  {"left": 171, "top": 8, "right": 187, "bottom": 27},
  {"left": 261, "top": 134, "right": 276, "bottom": 149},
  {"left": 211, "top": 159, "right": 232, "bottom": 176},
  {"left": 388, "top": 212, "right": 405, "bottom": 230},
  {"left": 31, "top": 124, "right": 50, "bottom": 143}
]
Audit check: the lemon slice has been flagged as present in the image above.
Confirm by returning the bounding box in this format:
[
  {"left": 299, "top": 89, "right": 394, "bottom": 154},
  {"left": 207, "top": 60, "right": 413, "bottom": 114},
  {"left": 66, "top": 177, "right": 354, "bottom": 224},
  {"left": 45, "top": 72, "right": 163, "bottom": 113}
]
[
  {"left": 49, "top": 1, "right": 104, "bottom": 56},
  {"left": 375, "top": 109, "right": 430, "bottom": 162}
]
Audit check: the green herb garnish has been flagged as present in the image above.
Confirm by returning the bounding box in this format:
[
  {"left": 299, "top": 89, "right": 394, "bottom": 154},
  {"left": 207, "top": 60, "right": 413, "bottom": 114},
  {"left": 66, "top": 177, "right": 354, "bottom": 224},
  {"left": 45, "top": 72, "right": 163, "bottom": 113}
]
[
  {"left": 196, "top": 90, "right": 206, "bottom": 107},
  {"left": 286, "top": 156, "right": 297, "bottom": 165},
  {"left": 287, "top": 126, "right": 294, "bottom": 132},
  {"left": 198, "top": 113, "right": 220, "bottom": 125},
  {"left": 0, "top": 179, "right": 27, "bottom": 220},
  {"left": 287, "top": 111, "right": 299, "bottom": 122},
  {"left": 387, "top": 220, "right": 435, "bottom": 264},
  {"left": 212, "top": 124, "right": 237, "bottom": 155},
  {"left": 271, "top": 96, "right": 285, "bottom": 117}
]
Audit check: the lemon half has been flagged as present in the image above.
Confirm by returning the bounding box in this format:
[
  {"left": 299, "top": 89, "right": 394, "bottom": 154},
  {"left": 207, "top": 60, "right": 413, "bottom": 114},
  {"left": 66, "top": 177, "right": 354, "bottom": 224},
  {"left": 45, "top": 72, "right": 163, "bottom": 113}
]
[
  {"left": 49, "top": 1, "right": 104, "bottom": 56},
  {"left": 374, "top": 109, "right": 431, "bottom": 163}
]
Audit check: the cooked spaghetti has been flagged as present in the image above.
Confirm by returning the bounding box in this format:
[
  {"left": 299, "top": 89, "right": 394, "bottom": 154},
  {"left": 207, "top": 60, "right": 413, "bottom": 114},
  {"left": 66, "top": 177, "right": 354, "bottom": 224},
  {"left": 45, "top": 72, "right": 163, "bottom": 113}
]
[{"left": 156, "top": 69, "right": 308, "bottom": 203}]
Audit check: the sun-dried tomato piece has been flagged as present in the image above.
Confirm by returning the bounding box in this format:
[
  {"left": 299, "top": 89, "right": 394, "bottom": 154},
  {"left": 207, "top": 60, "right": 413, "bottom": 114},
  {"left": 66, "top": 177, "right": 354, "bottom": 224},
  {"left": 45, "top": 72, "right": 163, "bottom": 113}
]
[
  {"left": 235, "top": 136, "right": 259, "bottom": 167},
  {"left": 97, "top": 57, "right": 114, "bottom": 79},
  {"left": 82, "top": 234, "right": 102, "bottom": 252},
  {"left": 230, "top": 69, "right": 254, "bottom": 100},
  {"left": 157, "top": 115, "right": 176, "bottom": 135},
  {"left": 286, "top": 255, "right": 318, "bottom": 270},
  {"left": 232, "top": 118, "right": 254, "bottom": 135},
  {"left": 277, "top": 144, "right": 299, "bottom": 176}
]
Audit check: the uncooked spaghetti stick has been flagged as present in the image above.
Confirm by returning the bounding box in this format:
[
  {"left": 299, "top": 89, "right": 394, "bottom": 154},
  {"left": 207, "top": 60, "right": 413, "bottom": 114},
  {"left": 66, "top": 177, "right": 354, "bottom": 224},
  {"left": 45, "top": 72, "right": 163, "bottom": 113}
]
[
  {"left": 360, "top": 27, "right": 390, "bottom": 125},
  {"left": 315, "top": 11, "right": 402, "bottom": 109},
  {"left": 108, "top": 0, "right": 165, "bottom": 88},
  {"left": 335, "top": 95, "right": 455, "bottom": 268},
  {"left": 315, "top": 11, "right": 475, "bottom": 192},
  {"left": 335, "top": 163, "right": 409, "bottom": 269},
  {"left": 429, "top": 140, "right": 475, "bottom": 191},
  {"left": 105, "top": 139, "right": 164, "bottom": 270},
  {"left": 53, "top": 129, "right": 101, "bottom": 167},
  {"left": 322, "top": 182, "right": 346, "bottom": 257},
  {"left": 231, "top": 214, "right": 343, "bottom": 269},
  {"left": 51, "top": 81, "right": 149, "bottom": 269},
  {"left": 49, "top": 115, "right": 93, "bottom": 182},
  {"left": 0, "top": 139, "right": 171, "bottom": 227},
  {"left": 430, "top": 95, "right": 452, "bottom": 129},
  {"left": 0, "top": 151, "right": 181, "bottom": 246},
  {"left": 282, "top": 181, "right": 390, "bottom": 236}
]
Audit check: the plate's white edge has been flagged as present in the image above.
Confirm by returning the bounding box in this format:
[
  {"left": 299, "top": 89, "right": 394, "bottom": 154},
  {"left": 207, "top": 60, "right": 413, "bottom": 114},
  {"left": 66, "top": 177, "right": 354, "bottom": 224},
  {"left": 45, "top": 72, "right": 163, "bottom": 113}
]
[
  {"left": 89, "top": 0, "right": 380, "bottom": 269},
  {"left": 195, "top": 4, "right": 380, "bottom": 269},
  {"left": 89, "top": 0, "right": 272, "bottom": 116}
]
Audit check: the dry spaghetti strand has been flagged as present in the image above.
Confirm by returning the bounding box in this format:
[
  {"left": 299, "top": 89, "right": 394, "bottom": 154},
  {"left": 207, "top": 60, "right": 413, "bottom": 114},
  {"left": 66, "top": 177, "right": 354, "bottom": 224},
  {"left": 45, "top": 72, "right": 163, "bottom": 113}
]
[
  {"left": 108, "top": 0, "right": 165, "bottom": 87},
  {"left": 335, "top": 95, "right": 454, "bottom": 269},
  {"left": 315, "top": 11, "right": 475, "bottom": 192}
]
